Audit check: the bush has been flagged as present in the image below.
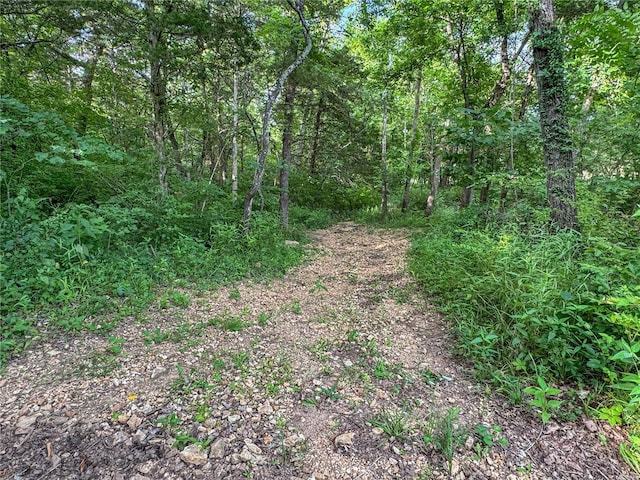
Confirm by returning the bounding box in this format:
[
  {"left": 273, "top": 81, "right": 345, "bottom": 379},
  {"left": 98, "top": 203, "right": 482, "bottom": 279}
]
[{"left": 409, "top": 202, "right": 639, "bottom": 426}]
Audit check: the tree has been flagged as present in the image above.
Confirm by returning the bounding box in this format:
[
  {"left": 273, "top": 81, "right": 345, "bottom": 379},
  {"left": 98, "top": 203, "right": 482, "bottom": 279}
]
[
  {"left": 242, "top": 0, "right": 312, "bottom": 233},
  {"left": 531, "top": 0, "right": 578, "bottom": 230}
]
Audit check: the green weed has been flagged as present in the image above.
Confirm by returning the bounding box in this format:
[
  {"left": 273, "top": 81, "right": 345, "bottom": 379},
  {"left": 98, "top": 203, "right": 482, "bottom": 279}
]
[
  {"left": 473, "top": 424, "right": 507, "bottom": 459},
  {"left": 371, "top": 408, "right": 411, "bottom": 440},
  {"left": 318, "top": 384, "right": 342, "bottom": 400},
  {"left": 423, "top": 407, "right": 466, "bottom": 475},
  {"left": 524, "top": 376, "right": 564, "bottom": 424},
  {"left": 258, "top": 311, "right": 271, "bottom": 326},
  {"left": 373, "top": 360, "right": 396, "bottom": 379}
]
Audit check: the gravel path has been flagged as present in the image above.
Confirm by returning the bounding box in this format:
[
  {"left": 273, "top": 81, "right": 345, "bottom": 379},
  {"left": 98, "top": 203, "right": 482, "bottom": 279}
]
[{"left": 0, "top": 222, "right": 636, "bottom": 479}]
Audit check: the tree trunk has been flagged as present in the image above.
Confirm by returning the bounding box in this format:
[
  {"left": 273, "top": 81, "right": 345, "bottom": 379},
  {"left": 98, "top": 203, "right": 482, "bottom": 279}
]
[
  {"left": 295, "top": 92, "right": 312, "bottom": 160},
  {"left": 280, "top": 79, "right": 297, "bottom": 230},
  {"left": 425, "top": 118, "right": 452, "bottom": 217},
  {"left": 166, "top": 113, "right": 184, "bottom": 178},
  {"left": 531, "top": 0, "right": 578, "bottom": 230},
  {"left": 501, "top": 64, "right": 535, "bottom": 213},
  {"left": 214, "top": 75, "right": 226, "bottom": 187},
  {"left": 242, "top": 0, "right": 312, "bottom": 233},
  {"left": 381, "top": 88, "right": 389, "bottom": 217},
  {"left": 449, "top": 19, "right": 475, "bottom": 207},
  {"left": 425, "top": 156, "right": 443, "bottom": 217},
  {"left": 77, "top": 45, "right": 104, "bottom": 136},
  {"left": 309, "top": 95, "right": 324, "bottom": 175},
  {"left": 401, "top": 70, "right": 422, "bottom": 214},
  {"left": 145, "top": 0, "right": 169, "bottom": 196},
  {"left": 232, "top": 66, "right": 240, "bottom": 203}
]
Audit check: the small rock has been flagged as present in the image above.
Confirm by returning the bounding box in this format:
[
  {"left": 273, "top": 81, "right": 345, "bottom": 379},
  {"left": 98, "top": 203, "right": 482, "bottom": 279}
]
[
  {"left": 285, "top": 240, "right": 300, "bottom": 247},
  {"left": 311, "top": 473, "right": 327, "bottom": 480},
  {"left": 372, "top": 427, "right": 384, "bottom": 435},
  {"left": 253, "top": 454, "right": 267, "bottom": 466},
  {"left": 127, "top": 415, "right": 143, "bottom": 429},
  {"left": 15, "top": 415, "right": 38, "bottom": 434},
  {"left": 209, "top": 439, "right": 226, "bottom": 459},
  {"left": 229, "top": 453, "right": 243, "bottom": 465},
  {"left": 112, "top": 431, "right": 129, "bottom": 446},
  {"left": 284, "top": 433, "right": 305, "bottom": 447},
  {"left": 258, "top": 402, "right": 273, "bottom": 415},
  {"left": 583, "top": 418, "right": 598, "bottom": 433},
  {"left": 544, "top": 422, "right": 560, "bottom": 435},
  {"left": 133, "top": 429, "right": 147, "bottom": 444},
  {"left": 263, "top": 435, "right": 273, "bottom": 445},
  {"left": 450, "top": 458, "right": 461, "bottom": 476},
  {"left": 117, "top": 414, "right": 129, "bottom": 425},
  {"left": 137, "top": 463, "right": 153, "bottom": 474},
  {"left": 344, "top": 359, "right": 353, "bottom": 368},
  {"left": 151, "top": 366, "right": 167, "bottom": 379},
  {"left": 228, "top": 415, "right": 241, "bottom": 423},
  {"left": 239, "top": 447, "right": 254, "bottom": 463},
  {"left": 334, "top": 432, "right": 355, "bottom": 447},
  {"left": 180, "top": 444, "right": 208, "bottom": 466},
  {"left": 464, "top": 435, "right": 475, "bottom": 450},
  {"left": 141, "top": 404, "right": 155, "bottom": 415},
  {"left": 244, "top": 439, "right": 262, "bottom": 455}
]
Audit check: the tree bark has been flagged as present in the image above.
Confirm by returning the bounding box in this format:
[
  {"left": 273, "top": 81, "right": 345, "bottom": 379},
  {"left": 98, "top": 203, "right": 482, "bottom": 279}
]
[
  {"left": 145, "top": 0, "right": 169, "bottom": 197},
  {"left": 242, "top": 0, "right": 312, "bottom": 233},
  {"left": 166, "top": 113, "right": 184, "bottom": 177},
  {"left": 77, "top": 45, "right": 104, "bottom": 136},
  {"left": 531, "top": 0, "right": 578, "bottom": 230},
  {"left": 381, "top": 88, "right": 389, "bottom": 217},
  {"left": 449, "top": 18, "right": 475, "bottom": 207},
  {"left": 425, "top": 123, "right": 447, "bottom": 217},
  {"left": 401, "top": 70, "right": 422, "bottom": 214},
  {"left": 232, "top": 66, "right": 240, "bottom": 203},
  {"left": 309, "top": 95, "right": 324, "bottom": 175},
  {"left": 280, "top": 79, "right": 297, "bottom": 230}
]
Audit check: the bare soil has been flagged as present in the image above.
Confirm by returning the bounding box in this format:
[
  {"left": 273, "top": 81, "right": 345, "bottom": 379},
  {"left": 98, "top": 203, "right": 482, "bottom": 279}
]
[{"left": 0, "top": 222, "right": 636, "bottom": 480}]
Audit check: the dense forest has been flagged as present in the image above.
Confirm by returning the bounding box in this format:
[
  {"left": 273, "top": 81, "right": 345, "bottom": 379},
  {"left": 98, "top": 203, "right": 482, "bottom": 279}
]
[{"left": 1, "top": 0, "right": 639, "bottom": 474}]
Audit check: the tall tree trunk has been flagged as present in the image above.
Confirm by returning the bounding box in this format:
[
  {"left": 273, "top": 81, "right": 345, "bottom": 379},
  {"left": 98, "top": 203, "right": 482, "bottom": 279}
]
[
  {"left": 280, "top": 79, "right": 297, "bottom": 230},
  {"left": 381, "top": 88, "right": 389, "bottom": 217},
  {"left": 214, "top": 75, "right": 226, "bottom": 186},
  {"left": 145, "top": 0, "right": 169, "bottom": 196},
  {"left": 309, "top": 95, "right": 324, "bottom": 175},
  {"left": 296, "top": 92, "right": 312, "bottom": 160},
  {"left": 449, "top": 19, "right": 475, "bottom": 207},
  {"left": 232, "top": 65, "right": 240, "bottom": 203},
  {"left": 77, "top": 45, "right": 104, "bottom": 136},
  {"left": 531, "top": 0, "right": 578, "bottom": 230},
  {"left": 242, "top": 0, "right": 312, "bottom": 233},
  {"left": 166, "top": 113, "right": 184, "bottom": 178},
  {"left": 501, "top": 64, "right": 535, "bottom": 213},
  {"left": 401, "top": 70, "right": 422, "bottom": 214},
  {"left": 425, "top": 155, "right": 443, "bottom": 217},
  {"left": 518, "top": 64, "right": 536, "bottom": 120},
  {"left": 425, "top": 122, "right": 448, "bottom": 217}
]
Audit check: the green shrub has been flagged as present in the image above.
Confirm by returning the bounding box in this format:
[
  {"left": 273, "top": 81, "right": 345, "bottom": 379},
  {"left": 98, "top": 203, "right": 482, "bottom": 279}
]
[{"left": 409, "top": 201, "right": 639, "bottom": 426}]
